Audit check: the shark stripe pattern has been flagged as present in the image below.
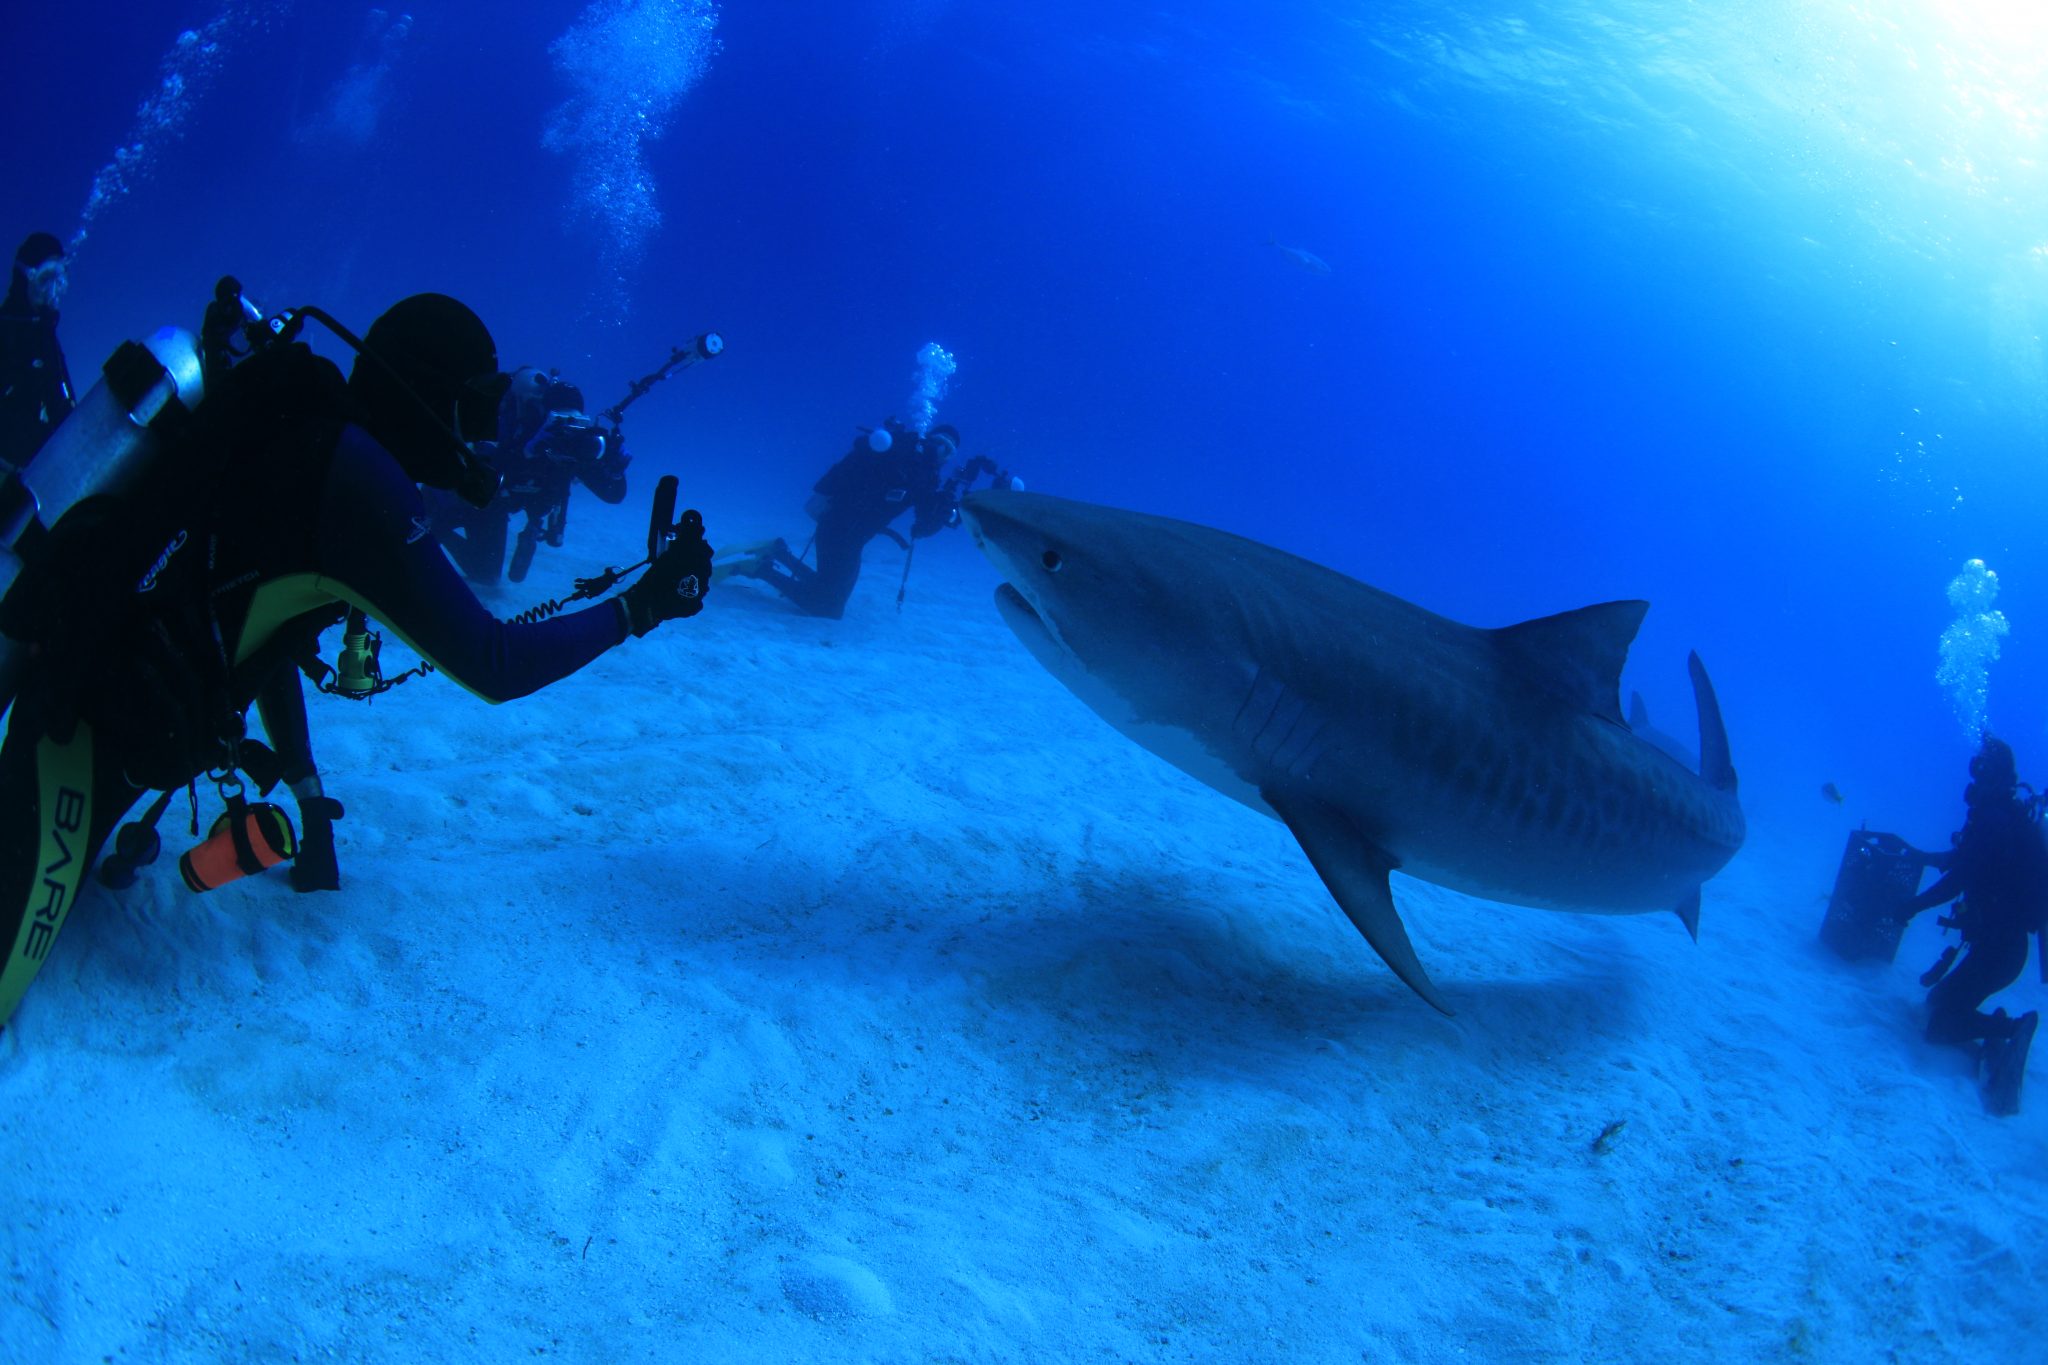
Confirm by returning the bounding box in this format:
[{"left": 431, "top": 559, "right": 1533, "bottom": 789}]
[{"left": 963, "top": 489, "right": 1745, "bottom": 1014}]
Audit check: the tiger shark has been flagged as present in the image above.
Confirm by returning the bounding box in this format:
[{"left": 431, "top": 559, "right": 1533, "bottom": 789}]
[{"left": 961, "top": 490, "right": 1745, "bottom": 1014}]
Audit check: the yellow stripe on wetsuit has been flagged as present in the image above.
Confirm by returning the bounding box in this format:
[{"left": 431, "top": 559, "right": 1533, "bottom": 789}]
[{"left": 0, "top": 726, "right": 95, "bottom": 1030}]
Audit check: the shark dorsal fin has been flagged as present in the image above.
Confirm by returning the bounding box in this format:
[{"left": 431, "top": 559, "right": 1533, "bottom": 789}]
[{"left": 1493, "top": 600, "right": 1649, "bottom": 727}]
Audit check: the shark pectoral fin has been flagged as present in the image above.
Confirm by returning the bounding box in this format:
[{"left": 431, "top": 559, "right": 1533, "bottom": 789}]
[
  {"left": 1673, "top": 887, "right": 1701, "bottom": 942},
  {"left": 1262, "top": 787, "right": 1453, "bottom": 1016}
]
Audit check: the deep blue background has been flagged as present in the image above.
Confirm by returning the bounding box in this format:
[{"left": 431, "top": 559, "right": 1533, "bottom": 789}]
[{"left": 6, "top": 0, "right": 2048, "bottom": 860}]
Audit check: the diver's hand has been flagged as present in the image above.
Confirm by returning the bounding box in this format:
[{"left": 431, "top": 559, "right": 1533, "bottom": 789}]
[{"left": 621, "top": 512, "right": 713, "bottom": 636}]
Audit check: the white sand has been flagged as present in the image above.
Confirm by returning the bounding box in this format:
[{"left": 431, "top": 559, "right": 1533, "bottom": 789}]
[{"left": 2, "top": 502, "right": 2042, "bottom": 1363}]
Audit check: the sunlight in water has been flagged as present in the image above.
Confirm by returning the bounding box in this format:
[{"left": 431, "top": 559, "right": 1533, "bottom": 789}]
[
  {"left": 1932, "top": 0, "right": 2048, "bottom": 47},
  {"left": 1361, "top": 1, "right": 2047, "bottom": 255}
]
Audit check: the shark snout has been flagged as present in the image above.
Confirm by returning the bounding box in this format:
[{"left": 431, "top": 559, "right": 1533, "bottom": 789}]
[{"left": 960, "top": 489, "right": 1040, "bottom": 584}]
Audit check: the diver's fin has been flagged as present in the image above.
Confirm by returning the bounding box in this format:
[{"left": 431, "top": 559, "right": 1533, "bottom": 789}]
[
  {"left": 710, "top": 558, "right": 757, "bottom": 585},
  {"left": 1673, "top": 887, "right": 1701, "bottom": 941},
  {"left": 1984, "top": 1011, "right": 2038, "bottom": 1118},
  {"left": 1263, "top": 786, "right": 1452, "bottom": 1015},
  {"left": 713, "top": 538, "right": 785, "bottom": 561}
]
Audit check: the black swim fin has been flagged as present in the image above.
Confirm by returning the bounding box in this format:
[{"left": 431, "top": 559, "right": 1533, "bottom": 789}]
[{"left": 1983, "top": 1010, "right": 2038, "bottom": 1118}]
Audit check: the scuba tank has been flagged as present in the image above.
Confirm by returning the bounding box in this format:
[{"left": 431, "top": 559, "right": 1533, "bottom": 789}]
[{"left": 0, "top": 327, "right": 204, "bottom": 717}]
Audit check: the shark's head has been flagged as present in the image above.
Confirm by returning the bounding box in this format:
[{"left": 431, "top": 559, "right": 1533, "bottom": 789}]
[{"left": 961, "top": 489, "right": 1240, "bottom": 721}]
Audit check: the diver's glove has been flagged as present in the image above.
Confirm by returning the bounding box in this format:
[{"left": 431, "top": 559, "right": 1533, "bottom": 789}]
[
  {"left": 620, "top": 512, "right": 714, "bottom": 637},
  {"left": 290, "top": 796, "right": 344, "bottom": 893}
]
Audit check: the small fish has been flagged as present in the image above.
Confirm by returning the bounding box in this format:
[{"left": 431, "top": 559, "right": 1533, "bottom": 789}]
[
  {"left": 1591, "top": 1119, "right": 1628, "bottom": 1155},
  {"left": 1267, "top": 239, "right": 1332, "bottom": 276},
  {"left": 1821, "top": 782, "right": 1844, "bottom": 805}
]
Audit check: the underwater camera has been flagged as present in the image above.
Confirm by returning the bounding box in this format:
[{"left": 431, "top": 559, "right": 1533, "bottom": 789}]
[{"left": 528, "top": 410, "right": 608, "bottom": 466}]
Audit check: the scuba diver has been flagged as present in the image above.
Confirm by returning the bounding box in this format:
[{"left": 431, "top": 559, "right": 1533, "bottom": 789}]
[
  {"left": 721, "top": 421, "right": 1015, "bottom": 619},
  {"left": 0, "top": 292, "right": 716, "bottom": 1033},
  {"left": 429, "top": 367, "right": 629, "bottom": 586},
  {"left": 0, "top": 232, "right": 74, "bottom": 472},
  {"left": 1901, "top": 735, "right": 2046, "bottom": 1116},
  {"left": 430, "top": 333, "right": 722, "bottom": 588}
]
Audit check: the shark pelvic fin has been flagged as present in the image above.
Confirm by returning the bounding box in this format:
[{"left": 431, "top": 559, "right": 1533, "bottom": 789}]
[
  {"left": 1673, "top": 887, "right": 1701, "bottom": 941},
  {"left": 1262, "top": 786, "right": 1453, "bottom": 1016},
  {"left": 1493, "top": 600, "right": 1649, "bottom": 727}
]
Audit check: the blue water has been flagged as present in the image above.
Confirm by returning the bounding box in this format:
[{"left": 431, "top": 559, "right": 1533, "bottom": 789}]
[
  {"left": 13, "top": 0, "right": 2047, "bottom": 840},
  {"left": 4, "top": 1, "right": 2046, "bottom": 1354}
]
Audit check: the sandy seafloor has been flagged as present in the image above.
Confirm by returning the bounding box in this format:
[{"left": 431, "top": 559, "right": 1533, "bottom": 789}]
[{"left": 1, "top": 492, "right": 2043, "bottom": 1365}]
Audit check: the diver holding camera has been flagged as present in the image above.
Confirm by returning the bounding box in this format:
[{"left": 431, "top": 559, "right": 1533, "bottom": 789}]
[
  {"left": 433, "top": 335, "right": 722, "bottom": 587},
  {"left": 0, "top": 290, "right": 718, "bottom": 1032},
  {"left": 433, "top": 368, "right": 628, "bottom": 585}
]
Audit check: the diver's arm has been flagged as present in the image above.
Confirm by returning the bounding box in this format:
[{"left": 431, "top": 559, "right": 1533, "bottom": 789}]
[
  {"left": 1905, "top": 871, "right": 1962, "bottom": 915},
  {"left": 315, "top": 426, "right": 626, "bottom": 704}
]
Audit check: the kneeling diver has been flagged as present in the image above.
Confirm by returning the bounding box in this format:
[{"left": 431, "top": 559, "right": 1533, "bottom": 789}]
[
  {"left": 1899, "top": 736, "right": 2046, "bottom": 1116},
  {"left": 0, "top": 292, "right": 715, "bottom": 1032}
]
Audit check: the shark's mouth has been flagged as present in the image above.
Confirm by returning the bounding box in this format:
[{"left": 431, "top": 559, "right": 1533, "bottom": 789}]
[
  {"left": 993, "top": 580, "right": 1076, "bottom": 665},
  {"left": 993, "top": 580, "right": 1050, "bottom": 641}
]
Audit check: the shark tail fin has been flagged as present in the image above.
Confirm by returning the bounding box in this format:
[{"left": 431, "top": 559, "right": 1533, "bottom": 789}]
[
  {"left": 1688, "top": 651, "right": 1737, "bottom": 793},
  {"left": 1628, "top": 690, "right": 1650, "bottom": 730}
]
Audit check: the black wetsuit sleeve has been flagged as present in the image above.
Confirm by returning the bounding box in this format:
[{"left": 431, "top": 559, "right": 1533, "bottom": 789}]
[
  {"left": 316, "top": 426, "right": 627, "bottom": 703},
  {"left": 1907, "top": 870, "right": 1963, "bottom": 915}
]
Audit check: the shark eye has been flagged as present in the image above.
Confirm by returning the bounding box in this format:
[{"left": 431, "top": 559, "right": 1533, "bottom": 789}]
[{"left": 1041, "top": 549, "right": 1063, "bottom": 573}]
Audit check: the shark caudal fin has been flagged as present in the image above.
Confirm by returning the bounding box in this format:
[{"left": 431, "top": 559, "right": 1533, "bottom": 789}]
[{"left": 1688, "top": 652, "right": 1737, "bottom": 794}]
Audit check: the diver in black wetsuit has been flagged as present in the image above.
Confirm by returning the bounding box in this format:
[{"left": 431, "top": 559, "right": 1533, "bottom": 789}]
[
  {"left": 1904, "top": 736, "right": 2045, "bottom": 1114},
  {"left": 0, "top": 292, "right": 714, "bottom": 1031},
  {"left": 429, "top": 367, "right": 630, "bottom": 586},
  {"left": 724, "top": 420, "right": 960, "bottom": 619},
  {"left": 0, "top": 232, "right": 74, "bottom": 472}
]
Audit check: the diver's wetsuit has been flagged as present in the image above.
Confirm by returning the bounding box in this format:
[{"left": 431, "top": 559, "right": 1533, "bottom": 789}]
[
  {"left": 0, "top": 285, "right": 72, "bottom": 471},
  {"left": 757, "top": 432, "right": 951, "bottom": 619},
  {"left": 1909, "top": 795, "right": 2046, "bottom": 1046},
  {"left": 0, "top": 420, "right": 631, "bottom": 1029}
]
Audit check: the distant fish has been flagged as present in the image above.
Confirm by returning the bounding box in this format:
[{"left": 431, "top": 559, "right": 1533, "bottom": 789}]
[
  {"left": 1267, "top": 239, "right": 1332, "bottom": 276},
  {"left": 1821, "top": 782, "right": 1845, "bottom": 805}
]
